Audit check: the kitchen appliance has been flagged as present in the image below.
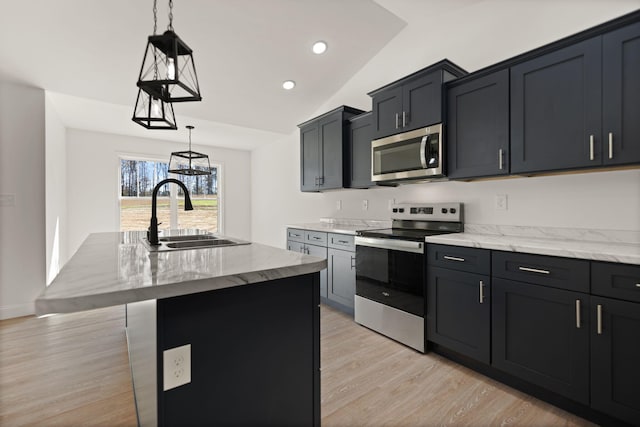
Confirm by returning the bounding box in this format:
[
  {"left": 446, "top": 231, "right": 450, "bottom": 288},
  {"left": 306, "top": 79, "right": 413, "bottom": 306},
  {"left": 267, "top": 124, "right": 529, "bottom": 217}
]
[
  {"left": 354, "top": 202, "right": 463, "bottom": 352},
  {"left": 371, "top": 124, "right": 444, "bottom": 183}
]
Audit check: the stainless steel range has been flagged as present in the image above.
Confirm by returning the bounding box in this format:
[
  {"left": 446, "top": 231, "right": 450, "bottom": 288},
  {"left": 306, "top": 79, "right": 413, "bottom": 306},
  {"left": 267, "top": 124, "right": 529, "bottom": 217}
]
[{"left": 354, "top": 202, "right": 463, "bottom": 352}]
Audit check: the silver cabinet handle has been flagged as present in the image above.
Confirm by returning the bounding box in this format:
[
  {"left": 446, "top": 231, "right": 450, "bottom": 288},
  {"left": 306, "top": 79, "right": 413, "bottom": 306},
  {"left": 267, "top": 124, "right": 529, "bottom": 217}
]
[
  {"left": 395, "top": 113, "right": 400, "bottom": 129},
  {"left": 575, "top": 299, "right": 581, "bottom": 329},
  {"left": 402, "top": 111, "right": 407, "bottom": 127},
  {"left": 382, "top": 292, "right": 390, "bottom": 297},
  {"left": 608, "top": 132, "right": 613, "bottom": 159},
  {"left": 589, "top": 135, "right": 595, "bottom": 161},
  {"left": 518, "top": 266, "right": 550, "bottom": 275},
  {"left": 636, "top": 283, "right": 640, "bottom": 288},
  {"left": 337, "top": 240, "right": 349, "bottom": 244},
  {"left": 312, "top": 236, "right": 322, "bottom": 240},
  {"left": 443, "top": 255, "right": 465, "bottom": 262},
  {"left": 498, "top": 148, "right": 504, "bottom": 170},
  {"left": 479, "top": 280, "right": 485, "bottom": 304},
  {"left": 597, "top": 304, "right": 603, "bottom": 335}
]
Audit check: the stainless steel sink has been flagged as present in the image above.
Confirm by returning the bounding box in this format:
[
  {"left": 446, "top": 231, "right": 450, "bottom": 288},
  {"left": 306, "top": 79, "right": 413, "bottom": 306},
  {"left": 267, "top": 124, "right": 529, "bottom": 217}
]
[
  {"left": 159, "top": 235, "right": 218, "bottom": 242},
  {"left": 142, "top": 232, "right": 250, "bottom": 252},
  {"left": 165, "top": 239, "right": 247, "bottom": 249}
]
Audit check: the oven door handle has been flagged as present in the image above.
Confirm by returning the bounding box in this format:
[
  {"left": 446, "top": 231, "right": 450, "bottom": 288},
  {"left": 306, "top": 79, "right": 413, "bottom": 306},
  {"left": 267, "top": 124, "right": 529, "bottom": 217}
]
[
  {"left": 355, "top": 236, "right": 424, "bottom": 254},
  {"left": 419, "top": 135, "right": 428, "bottom": 169}
]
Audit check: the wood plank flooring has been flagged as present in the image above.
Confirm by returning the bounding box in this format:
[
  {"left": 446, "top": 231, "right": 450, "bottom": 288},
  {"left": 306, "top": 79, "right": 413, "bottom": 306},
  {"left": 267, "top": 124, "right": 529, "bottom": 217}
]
[{"left": 0, "top": 304, "right": 594, "bottom": 426}]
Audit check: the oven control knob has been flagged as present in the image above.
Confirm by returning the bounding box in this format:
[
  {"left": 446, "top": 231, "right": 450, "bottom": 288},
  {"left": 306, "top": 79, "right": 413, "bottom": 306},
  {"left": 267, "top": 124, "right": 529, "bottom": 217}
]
[
  {"left": 450, "top": 208, "right": 457, "bottom": 214},
  {"left": 441, "top": 208, "right": 448, "bottom": 214},
  {"left": 392, "top": 208, "right": 398, "bottom": 213},
  {"left": 399, "top": 208, "right": 405, "bottom": 213}
]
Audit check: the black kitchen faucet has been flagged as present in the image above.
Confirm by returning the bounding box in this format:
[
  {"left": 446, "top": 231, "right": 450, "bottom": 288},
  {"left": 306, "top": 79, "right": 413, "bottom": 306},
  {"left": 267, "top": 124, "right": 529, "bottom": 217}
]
[{"left": 147, "top": 178, "right": 193, "bottom": 245}]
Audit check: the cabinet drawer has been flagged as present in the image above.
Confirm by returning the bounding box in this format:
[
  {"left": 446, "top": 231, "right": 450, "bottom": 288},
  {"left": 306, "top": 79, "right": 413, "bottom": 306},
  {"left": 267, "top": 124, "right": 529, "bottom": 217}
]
[
  {"left": 427, "top": 244, "right": 490, "bottom": 275},
  {"left": 492, "top": 251, "right": 589, "bottom": 293},
  {"left": 287, "top": 228, "right": 305, "bottom": 243},
  {"left": 328, "top": 233, "right": 355, "bottom": 251},
  {"left": 592, "top": 261, "right": 640, "bottom": 303},
  {"left": 305, "top": 231, "right": 327, "bottom": 246}
]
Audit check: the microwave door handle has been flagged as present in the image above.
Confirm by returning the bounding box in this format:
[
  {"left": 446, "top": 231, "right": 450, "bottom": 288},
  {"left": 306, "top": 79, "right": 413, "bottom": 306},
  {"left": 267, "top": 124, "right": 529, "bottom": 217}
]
[{"left": 420, "top": 135, "right": 428, "bottom": 168}]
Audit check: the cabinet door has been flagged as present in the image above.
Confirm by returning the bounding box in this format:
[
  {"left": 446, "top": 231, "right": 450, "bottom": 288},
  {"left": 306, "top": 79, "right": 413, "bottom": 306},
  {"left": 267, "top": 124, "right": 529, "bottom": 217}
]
[
  {"left": 306, "top": 244, "right": 328, "bottom": 298},
  {"left": 403, "top": 71, "right": 442, "bottom": 132},
  {"left": 371, "top": 86, "right": 403, "bottom": 139},
  {"left": 427, "top": 267, "right": 490, "bottom": 364},
  {"left": 492, "top": 278, "right": 590, "bottom": 404},
  {"left": 447, "top": 69, "right": 510, "bottom": 179},
  {"left": 327, "top": 248, "right": 356, "bottom": 309},
  {"left": 318, "top": 113, "right": 344, "bottom": 190},
  {"left": 591, "top": 297, "right": 640, "bottom": 425},
  {"left": 348, "top": 113, "right": 375, "bottom": 188},
  {"left": 300, "top": 123, "right": 320, "bottom": 192},
  {"left": 287, "top": 240, "right": 304, "bottom": 253},
  {"left": 511, "top": 38, "right": 602, "bottom": 173},
  {"left": 603, "top": 21, "right": 640, "bottom": 166}
]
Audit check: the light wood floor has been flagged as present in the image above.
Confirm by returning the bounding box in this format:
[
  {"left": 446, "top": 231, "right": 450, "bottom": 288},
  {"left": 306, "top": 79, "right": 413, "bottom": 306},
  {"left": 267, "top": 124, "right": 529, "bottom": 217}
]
[{"left": 0, "top": 305, "right": 594, "bottom": 426}]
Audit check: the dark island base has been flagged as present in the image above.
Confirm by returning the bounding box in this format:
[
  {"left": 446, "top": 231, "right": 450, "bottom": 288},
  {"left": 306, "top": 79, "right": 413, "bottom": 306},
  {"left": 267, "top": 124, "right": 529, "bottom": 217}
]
[{"left": 127, "top": 273, "right": 320, "bottom": 426}]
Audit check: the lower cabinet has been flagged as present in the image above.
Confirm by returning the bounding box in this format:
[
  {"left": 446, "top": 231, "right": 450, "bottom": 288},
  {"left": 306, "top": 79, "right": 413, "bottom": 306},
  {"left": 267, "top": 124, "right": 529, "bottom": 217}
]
[
  {"left": 590, "top": 296, "right": 640, "bottom": 425},
  {"left": 427, "top": 266, "right": 491, "bottom": 364},
  {"left": 492, "top": 278, "right": 590, "bottom": 404},
  {"left": 427, "top": 244, "right": 640, "bottom": 425},
  {"left": 287, "top": 228, "right": 356, "bottom": 313},
  {"left": 327, "top": 248, "right": 356, "bottom": 308}
]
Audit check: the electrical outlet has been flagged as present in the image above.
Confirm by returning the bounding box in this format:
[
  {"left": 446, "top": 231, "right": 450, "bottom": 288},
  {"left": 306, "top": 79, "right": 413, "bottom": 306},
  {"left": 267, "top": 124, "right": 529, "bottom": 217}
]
[
  {"left": 163, "top": 344, "right": 191, "bottom": 391},
  {"left": 362, "top": 199, "right": 368, "bottom": 211},
  {"left": 495, "top": 194, "right": 508, "bottom": 211},
  {"left": 336, "top": 200, "right": 342, "bottom": 210}
]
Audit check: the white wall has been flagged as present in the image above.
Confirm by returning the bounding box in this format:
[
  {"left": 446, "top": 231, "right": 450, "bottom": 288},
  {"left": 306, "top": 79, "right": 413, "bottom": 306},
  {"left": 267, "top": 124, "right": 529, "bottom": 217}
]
[
  {"left": 45, "top": 92, "right": 67, "bottom": 284},
  {"left": 66, "top": 129, "right": 251, "bottom": 258},
  {"left": 0, "top": 82, "right": 46, "bottom": 319},
  {"left": 251, "top": 2, "right": 640, "bottom": 248}
]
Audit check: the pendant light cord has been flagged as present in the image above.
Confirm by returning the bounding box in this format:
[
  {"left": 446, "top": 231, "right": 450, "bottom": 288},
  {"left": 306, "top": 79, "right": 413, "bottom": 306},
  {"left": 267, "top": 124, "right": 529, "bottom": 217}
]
[
  {"left": 187, "top": 125, "right": 193, "bottom": 170},
  {"left": 168, "top": 0, "right": 174, "bottom": 31},
  {"left": 153, "top": 0, "right": 158, "bottom": 34}
]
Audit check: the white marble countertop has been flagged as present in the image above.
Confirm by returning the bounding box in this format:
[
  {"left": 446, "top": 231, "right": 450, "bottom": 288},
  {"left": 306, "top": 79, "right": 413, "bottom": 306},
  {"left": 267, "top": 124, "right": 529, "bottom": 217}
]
[
  {"left": 35, "top": 231, "right": 327, "bottom": 316},
  {"left": 424, "top": 224, "right": 640, "bottom": 265},
  {"left": 287, "top": 218, "right": 391, "bottom": 235}
]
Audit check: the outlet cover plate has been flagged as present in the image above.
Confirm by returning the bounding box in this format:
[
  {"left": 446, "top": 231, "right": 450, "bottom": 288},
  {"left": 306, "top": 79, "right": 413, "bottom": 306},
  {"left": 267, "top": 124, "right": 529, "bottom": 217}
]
[
  {"left": 495, "top": 194, "right": 508, "bottom": 211},
  {"left": 163, "top": 344, "right": 191, "bottom": 391}
]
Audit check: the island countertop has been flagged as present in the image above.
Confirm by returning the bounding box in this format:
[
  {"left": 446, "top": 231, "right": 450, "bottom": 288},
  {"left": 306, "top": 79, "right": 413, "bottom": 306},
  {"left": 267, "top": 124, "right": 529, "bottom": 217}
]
[{"left": 35, "top": 231, "right": 327, "bottom": 316}]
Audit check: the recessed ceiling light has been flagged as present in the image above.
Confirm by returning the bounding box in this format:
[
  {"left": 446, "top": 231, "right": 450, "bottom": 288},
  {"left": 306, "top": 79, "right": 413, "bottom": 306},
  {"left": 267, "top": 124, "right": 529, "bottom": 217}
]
[
  {"left": 282, "top": 80, "right": 296, "bottom": 90},
  {"left": 312, "top": 41, "right": 327, "bottom": 55}
]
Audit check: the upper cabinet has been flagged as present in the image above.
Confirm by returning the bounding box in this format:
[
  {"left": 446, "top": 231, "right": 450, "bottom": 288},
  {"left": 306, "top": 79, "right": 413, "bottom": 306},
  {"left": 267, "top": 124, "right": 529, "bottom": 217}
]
[
  {"left": 603, "top": 21, "right": 640, "bottom": 166},
  {"left": 511, "top": 20, "right": 640, "bottom": 174},
  {"left": 447, "top": 69, "right": 510, "bottom": 179},
  {"left": 368, "top": 60, "right": 467, "bottom": 140},
  {"left": 510, "top": 38, "right": 602, "bottom": 174},
  {"left": 347, "top": 111, "right": 375, "bottom": 189},
  {"left": 299, "top": 106, "right": 364, "bottom": 192}
]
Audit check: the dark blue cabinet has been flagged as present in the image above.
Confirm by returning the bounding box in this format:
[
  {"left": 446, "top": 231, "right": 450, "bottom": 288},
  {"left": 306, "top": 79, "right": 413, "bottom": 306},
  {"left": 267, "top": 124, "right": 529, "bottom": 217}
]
[
  {"left": 347, "top": 111, "right": 375, "bottom": 188},
  {"left": 369, "top": 60, "right": 467, "bottom": 140},
  {"left": 298, "top": 106, "right": 364, "bottom": 192},
  {"left": 603, "top": 21, "right": 640, "bottom": 166},
  {"left": 511, "top": 38, "right": 602, "bottom": 174},
  {"left": 447, "top": 69, "right": 510, "bottom": 179}
]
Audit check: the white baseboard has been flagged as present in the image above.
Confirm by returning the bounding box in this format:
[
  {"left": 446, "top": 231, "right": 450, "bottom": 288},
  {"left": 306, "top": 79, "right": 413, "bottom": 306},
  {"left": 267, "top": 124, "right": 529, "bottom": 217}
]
[{"left": 0, "top": 302, "right": 35, "bottom": 320}]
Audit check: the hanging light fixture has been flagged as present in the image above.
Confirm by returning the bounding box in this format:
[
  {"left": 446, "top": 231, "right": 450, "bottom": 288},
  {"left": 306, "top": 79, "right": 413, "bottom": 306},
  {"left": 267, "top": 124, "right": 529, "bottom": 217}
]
[
  {"left": 169, "top": 125, "right": 211, "bottom": 175},
  {"left": 132, "top": 87, "right": 177, "bottom": 129},
  {"left": 137, "top": 0, "right": 202, "bottom": 103},
  {"left": 132, "top": 0, "right": 178, "bottom": 129}
]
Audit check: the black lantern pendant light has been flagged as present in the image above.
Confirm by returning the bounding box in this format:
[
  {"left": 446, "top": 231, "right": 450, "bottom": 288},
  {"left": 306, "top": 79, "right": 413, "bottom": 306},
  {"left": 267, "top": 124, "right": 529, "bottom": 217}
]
[
  {"left": 169, "top": 125, "right": 211, "bottom": 176},
  {"left": 137, "top": 0, "right": 202, "bottom": 103},
  {"left": 132, "top": 87, "right": 177, "bottom": 129}
]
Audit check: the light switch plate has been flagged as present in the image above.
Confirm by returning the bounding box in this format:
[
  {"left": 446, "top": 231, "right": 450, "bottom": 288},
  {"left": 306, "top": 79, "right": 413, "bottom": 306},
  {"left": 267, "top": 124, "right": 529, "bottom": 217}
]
[
  {"left": 336, "top": 200, "right": 342, "bottom": 210},
  {"left": 163, "top": 344, "right": 191, "bottom": 391}
]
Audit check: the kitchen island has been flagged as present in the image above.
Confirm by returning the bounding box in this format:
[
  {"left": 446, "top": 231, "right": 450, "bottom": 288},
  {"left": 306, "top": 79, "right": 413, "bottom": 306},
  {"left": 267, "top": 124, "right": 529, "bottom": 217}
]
[{"left": 35, "top": 231, "right": 326, "bottom": 427}]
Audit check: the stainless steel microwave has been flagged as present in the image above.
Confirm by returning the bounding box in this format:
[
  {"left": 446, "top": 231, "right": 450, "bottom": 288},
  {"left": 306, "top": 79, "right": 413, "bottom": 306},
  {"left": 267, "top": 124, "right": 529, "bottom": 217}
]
[{"left": 371, "top": 124, "right": 444, "bottom": 183}]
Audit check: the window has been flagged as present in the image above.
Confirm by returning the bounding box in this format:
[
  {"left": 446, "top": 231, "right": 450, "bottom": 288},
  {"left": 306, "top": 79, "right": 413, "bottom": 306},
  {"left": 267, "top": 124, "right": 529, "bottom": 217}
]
[{"left": 119, "top": 158, "right": 219, "bottom": 233}]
